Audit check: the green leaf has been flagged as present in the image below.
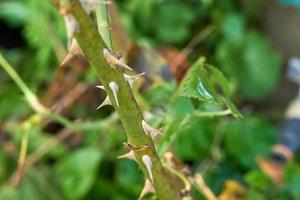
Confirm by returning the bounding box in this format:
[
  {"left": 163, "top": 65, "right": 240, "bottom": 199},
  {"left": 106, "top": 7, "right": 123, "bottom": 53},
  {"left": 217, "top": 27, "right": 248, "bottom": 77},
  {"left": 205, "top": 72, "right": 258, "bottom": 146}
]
[
  {"left": 19, "top": 177, "right": 45, "bottom": 200},
  {"left": 245, "top": 170, "right": 293, "bottom": 199},
  {"left": 284, "top": 162, "right": 300, "bottom": 199},
  {"left": 158, "top": 114, "right": 188, "bottom": 155},
  {"left": 224, "top": 116, "right": 276, "bottom": 169},
  {"left": 205, "top": 161, "right": 244, "bottom": 194},
  {"left": 154, "top": 2, "right": 196, "bottom": 43},
  {"left": 245, "top": 170, "right": 273, "bottom": 190},
  {"left": 143, "top": 81, "right": 176, "bottom": 108},
  {"left": 171, "top": 96, "right": 195, "bottom": 116},
  {"left": 178, "top": 58, "right": 241, "bottom": 117},
  {"left": 0, "top": 186, "right": 20, "bottom": 200},
  {"left": 247, "top": 189, "right": 265, "bottom": 200},
  {"left": 55, "top": 147, "right": 102, "bottom": 200},
  {"left": 221, "top": 13, "right": 245, "bottom": 42},
  {"left": 0, "top": 1, "right": 29, "bottom": 26},
  {"left": 173, "top": 118, "right": 218, "bottom": 161},
  {"left": 116, "top": 160, "right": 143, "bottom": 193},
  {"left": 217, "top": 31, "right": 282, "bottom": 100},
  {"left": 0, "top": 84, "right": 30, "bottom": 120}
]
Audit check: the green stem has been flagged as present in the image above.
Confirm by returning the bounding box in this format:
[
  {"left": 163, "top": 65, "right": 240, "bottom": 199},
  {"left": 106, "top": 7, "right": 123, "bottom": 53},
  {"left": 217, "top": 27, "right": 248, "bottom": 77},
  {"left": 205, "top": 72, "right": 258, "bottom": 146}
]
[
  {"left": 0, "top": 53, "right": 46, "bottom": 114},
  {"left": 192, "top": 109, "right": 232, "bottom": 118},
  {"left": 14, "top": 121, "right": 31, "bottom": 185},
  {"left": 64, "top": 1, "right": 182, "bottom": 199},
  {"left": 96, "top": 3, "right": 113, "bottom": 52}
]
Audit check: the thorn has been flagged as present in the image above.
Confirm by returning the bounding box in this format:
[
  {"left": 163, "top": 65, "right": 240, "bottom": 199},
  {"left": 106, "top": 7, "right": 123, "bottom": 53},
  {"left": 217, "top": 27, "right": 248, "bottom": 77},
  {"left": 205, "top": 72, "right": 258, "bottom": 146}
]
[
  {"left": 103, "top": 48, "right": 133, "bottom": 71},
  {"left": 96, "top": 96, "right": 112, "bottom": 109},
  {"left": 142, "top": 120, "right": 162, "bottom": 139},
  {"left": 60, "top": 40, "right": 83, "bottom": 67},
  {"left": 109, "top": 81, "right": 119, "bottom": 107},
  {"left": 95, "top": 85, "right": 105, "bottom": 90},
  {"left": 124, "top": 73, "right": 145, "bottom": 88},
  {"left": 138, "top": 179, "right": 155, "bottom": 200},
  {"left": 118, "top": 151, "right": 135, "bottom": 160},
  {"left": 142, "top": 155, "right": 153, "bottom": 183},
  {"left": 63, "top": 14, "right": 78, "bottom": 48}
]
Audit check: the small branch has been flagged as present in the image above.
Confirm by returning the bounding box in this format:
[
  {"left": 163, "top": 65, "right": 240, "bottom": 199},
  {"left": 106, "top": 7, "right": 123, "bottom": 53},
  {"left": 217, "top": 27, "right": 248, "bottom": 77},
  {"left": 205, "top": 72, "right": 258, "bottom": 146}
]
[
  {"left": 193, "top": 174, "right": 218, "bottom": 200},
  {"left": 0, "top": 53, "right": 46, "bottom": 114},
  {"left": 192, "top": 109, "right": 232, "bottom": 118},
  {"left": 9, "top": 115, "right": 41, "bottom": 187}
]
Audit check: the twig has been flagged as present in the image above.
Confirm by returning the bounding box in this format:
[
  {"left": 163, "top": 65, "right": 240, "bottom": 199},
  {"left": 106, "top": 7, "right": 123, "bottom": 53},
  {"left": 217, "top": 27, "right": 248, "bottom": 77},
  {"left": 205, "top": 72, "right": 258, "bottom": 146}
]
[
  {"left": 192, "top": 109, "right": 232, "bottom": 118},
  {"left": 0, "top": 53, "right": 46, "bottom": 114},
  {"left": 9, "top": 115, "right": 41, "bottom": 187},
  {"left": 193, "top": 174, "right": 218, "bottom": 200}
]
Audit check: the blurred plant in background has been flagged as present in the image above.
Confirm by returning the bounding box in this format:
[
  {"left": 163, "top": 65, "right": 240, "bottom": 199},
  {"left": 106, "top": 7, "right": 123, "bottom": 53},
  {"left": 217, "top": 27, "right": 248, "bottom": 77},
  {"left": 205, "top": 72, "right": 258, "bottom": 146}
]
[{"left": 0, "top": 0, "right": 299, "bottom": 200}]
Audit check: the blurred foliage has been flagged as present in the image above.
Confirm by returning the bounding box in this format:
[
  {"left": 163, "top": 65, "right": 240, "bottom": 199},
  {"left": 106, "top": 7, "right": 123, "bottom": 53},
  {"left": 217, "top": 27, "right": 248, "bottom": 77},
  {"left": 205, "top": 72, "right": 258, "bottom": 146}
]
[
  {"left": 0, "top": 0, "right": 299, "bottom": 200},
  {"left": 117, "top": 0, "right": 282, "bottom": 101}
]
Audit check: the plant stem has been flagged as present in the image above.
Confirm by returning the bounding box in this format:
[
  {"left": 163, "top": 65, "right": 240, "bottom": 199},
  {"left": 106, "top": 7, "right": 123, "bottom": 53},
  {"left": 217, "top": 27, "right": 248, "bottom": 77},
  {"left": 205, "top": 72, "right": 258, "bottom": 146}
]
[
  {"left": 0, "top": 53, "right": 46, "bottom": 114},
  {"left": 64, "top": 1, "right": 182, "bottom": 199},
  {"left": 96, "top": 3, "right": 113, "bottom": 52},
  {"left": 11, "top": 118, "right": 32, "bottom": 187},
  {"left": 192, "top": 109, "right": 232, "bottom": 118}
]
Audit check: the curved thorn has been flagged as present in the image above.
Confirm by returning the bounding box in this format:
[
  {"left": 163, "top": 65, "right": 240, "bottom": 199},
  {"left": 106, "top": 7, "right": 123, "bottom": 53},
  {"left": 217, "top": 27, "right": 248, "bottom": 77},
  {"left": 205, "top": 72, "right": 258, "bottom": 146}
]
[
  {"left": 103, "top": 48, "right": 133, "bottom": 71},
  {"left": 96, "top": 96, "right": 111, "bottom": 109},
  {"left": 124, "top": 73, "right": 146, "bottom": 88},
  {"left": 142, "top": 155, "right": 153, "bottom": 183},
  {"left": 95, "top": 85, "right": 105, "bottom": 90},
  {"left": 142, "top": 120, "right": 162, "bottom": 139},
  {"left": 60, "top": 40, "right": 82, "bottom": 67},
  {"left": 109, "top": 81, "right": 119, "bottom": 107},
  {"left": 118, "top": 151, "right": 135, "bottom": 160},
  {"left": 138, "top": 179, "right": 155, "bottom": 200},
  {"left": 63, "top": 14, "right": 78, "bottom": 48}
]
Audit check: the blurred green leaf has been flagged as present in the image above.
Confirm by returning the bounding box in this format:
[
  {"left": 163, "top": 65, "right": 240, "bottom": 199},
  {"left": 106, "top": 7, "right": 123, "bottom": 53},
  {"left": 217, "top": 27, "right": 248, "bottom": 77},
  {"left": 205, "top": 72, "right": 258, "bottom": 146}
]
[
  {"left": 55, "top": 148, "right": 102, "bottom": 200},
  {"left": 171, "top": 96, "right": 195, "bottom": 116},
  {"left": 143, "top": 81, "right": 176, "bottom": 108},
  {"left": 205, "top": 161, "right": 244, "bottom": 195},
  {"left": 0, "top": 186, "right": 20, "bottom": 200},
  {"left": 284, "top": 162, "right": 300, "bottom": 199},
  {"left": 247, "top": 189, "right": 265, "bottom": 200},
  {"left": 155, "top": 2, "right": 195, "bottom": 43},
  {"left": 245, "top": 169, "right": 294, "bottom": 199},
  {"left": 174, "top": 118, "right": 217, "bottom": 161},
  {"left": 18, "top": 178, "right": 45, "bottom": 200},
  {"left": 245, "top": 170, "right": 273, "bottom": 190},
  {"left": 158, "top": 114, "right": 187, "bottom": 155},
  {"left": 118, "top": 1, "right": 198, "bottom": 45},
  {"left": 0, "top": 85, "right": 30, "bottom": 120},
  {"left": 116, "top": 159, "right": 143, "bottom": 195},
  {"left": 0, "top": 1, "right": 29, "bottom": 27},
  {"left": 217, "top": 31, "right": 282, "bottom": 100},
  {"left": 224, "top": 116, "right": 276, "bottom": 169},
  {"left": 221, "top": 13, "right": 245, "bottom": 42}
]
